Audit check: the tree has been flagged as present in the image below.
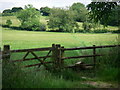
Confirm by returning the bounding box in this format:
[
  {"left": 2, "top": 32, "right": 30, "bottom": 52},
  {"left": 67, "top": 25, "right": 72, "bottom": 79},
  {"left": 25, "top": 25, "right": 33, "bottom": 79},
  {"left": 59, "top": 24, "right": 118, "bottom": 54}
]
[
  {"left": 104, "top": 5, "right": 120, "bottom": 26},
  {"left": 48, "top": 8, "right": 78, "bottom": 32},
  {"left": 2, "top": 9, "right": 12, "bottom": 13},
  {"left": 40, "top": 7, "right": 51, "bottom": 16},
  {"left": 70, "top": 2, "right": 88, "bottom": 22},
  {"left": 16, "top": 4, "right": 45, "bottom": 31},
  {"left": 6, "top": 19, "right": 12, "bottom": 27},
  {"left": 11, "top": 7, "right": 23, "bottom": 13},
  {"left": 87, "top": 2, "right": 118, "bottom": 27}
]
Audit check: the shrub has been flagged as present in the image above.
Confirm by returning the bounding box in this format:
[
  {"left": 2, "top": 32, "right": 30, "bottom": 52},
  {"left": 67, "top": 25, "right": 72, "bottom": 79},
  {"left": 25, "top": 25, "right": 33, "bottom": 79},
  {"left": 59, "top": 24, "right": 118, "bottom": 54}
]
[
  {"left": 82, "top": 22, "right": 92, "bottom": 32},
  {"left": 93, "top": 29, "right": 108, "bottom": 33},
  {"left": 6, "top": 19, "right": 12, "bottom": 27},
  {"left": 20, "top": 19, "right": 46, "bottom": 31},
  {"left": 112, "top": 30, "right": 120, "bottom": 33}
]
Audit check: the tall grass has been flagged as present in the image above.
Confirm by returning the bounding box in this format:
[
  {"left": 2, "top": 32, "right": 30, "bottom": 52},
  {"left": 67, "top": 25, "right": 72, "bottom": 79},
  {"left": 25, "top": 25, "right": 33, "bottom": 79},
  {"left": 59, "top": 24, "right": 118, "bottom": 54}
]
[
  {"left": 2, "top": 60, "right": 95, "bottom": 88},
  {"left": 95, "top": 47, "right": 120, "bottom": 83}
]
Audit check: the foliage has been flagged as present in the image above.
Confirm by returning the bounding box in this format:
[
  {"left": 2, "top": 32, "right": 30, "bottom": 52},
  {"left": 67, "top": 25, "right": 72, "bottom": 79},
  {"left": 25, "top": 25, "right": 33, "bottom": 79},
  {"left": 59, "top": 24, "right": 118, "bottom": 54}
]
[
  {"left": 2, "top": 9, "right": 12, "bottom": 13},
  {"left": 11, "top": 7, "right": 23, "bottom": 13},
  {"left": 87, "top": 2, "right": 117, "bottom": 26},
  {"left": 16, "top": 4, "right": 45, "bottom": 31},
  {"left": 93, "top": 29, "right": 108, "bottom": 33},
  {"left": 48, "top": 8, "right": 78, "bottom": 32},
  {"left": 2, "top": 7, "right": 23, "bottom": 16},
  {"left": 70, "top": 2, "right": 88, "bottom": 22},
  {"left": 40, "top": 7, "right": 51, "bottom": 16},
  {"left": 82, "top": 22, "right": 92, "bottom": 32},
  {"left": 2, "top": 9, "right": 13, "bottom": 16},
  {"left": 105, "top": 5, "right": 120, "bottom": 26},
  {"left": 6, "top": 19, "right": 12, "bottom": 27}
]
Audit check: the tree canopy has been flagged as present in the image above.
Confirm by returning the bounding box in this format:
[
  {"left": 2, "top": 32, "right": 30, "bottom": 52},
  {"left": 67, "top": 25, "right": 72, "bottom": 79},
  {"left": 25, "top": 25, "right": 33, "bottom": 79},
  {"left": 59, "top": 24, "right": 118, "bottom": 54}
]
[
  {"left": 70, "top": 2, "right": 88, "bottom": 22},
  {"left": 87, "top": 2, "right": 118, "bottom": 26},
  {"left": 11, "top": 7, "right": 23, "bottom": 13},
  {"left": 40, "top": 7, "right": 51, "bottom": 16},
  {"left": 48, "top": 8, "right": 78, "bottom": 32},
  {"left": 16, "top": 4, "right": 45, "bottom": 31}
]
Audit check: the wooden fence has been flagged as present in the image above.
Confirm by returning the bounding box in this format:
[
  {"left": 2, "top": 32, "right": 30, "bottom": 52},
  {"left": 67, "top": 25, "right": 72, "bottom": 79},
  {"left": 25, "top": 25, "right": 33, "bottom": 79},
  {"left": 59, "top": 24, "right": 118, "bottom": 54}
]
[{"left": 1, "top": 44, "right": 120, "bottom": 70}]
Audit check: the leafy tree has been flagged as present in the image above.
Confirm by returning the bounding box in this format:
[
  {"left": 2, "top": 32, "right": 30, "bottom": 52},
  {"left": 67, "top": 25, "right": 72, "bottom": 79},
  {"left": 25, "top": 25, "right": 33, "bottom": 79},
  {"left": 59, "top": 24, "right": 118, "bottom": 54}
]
[
  {"left": 6, "top": 19, "right": 12, "bottom": 27},
  {"left": 70, "top": 2, "right": 88, "bottom": 22},
  {"left": 16, "top": 4, "right": 45, "bottom": 31},
  {"left": 48, "top": 8, "right": 78, "bottom": 32},
  {"left": 2, "top": 9, "right": 12, "bottom": 13},
  {"left": 87, "top": 2, "right": 118, "bottom": 26},
  {"left": 11, "top": 7, "right": 23, "bottom": 12},
  {"left": 2, "top": 9, "right": 13, "bottom": 16},
  {"left": 105, "top": 5, "right": 120, "bottom": 26},
  {"left": 40, "top": 7, "right": 51, "bottom": 16}
]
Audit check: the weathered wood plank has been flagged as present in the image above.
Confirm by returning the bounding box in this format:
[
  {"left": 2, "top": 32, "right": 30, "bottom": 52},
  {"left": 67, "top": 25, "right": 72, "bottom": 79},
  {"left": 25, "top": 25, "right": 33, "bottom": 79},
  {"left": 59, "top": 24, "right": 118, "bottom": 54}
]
[
  {"left": 62, "top": 54, "right": 102, "bottom": 60},
  {"left": 10, "top": 47, "right": 52, "bottom": 53},
  {"left": 23, "top": 61, "right": 53, "bottom": 68},
  {"left": 11, "top": 55, "right": 51, "bottom": 62},
  {"left": 62, "top": 45, "right": 120, "bottom": 51}
]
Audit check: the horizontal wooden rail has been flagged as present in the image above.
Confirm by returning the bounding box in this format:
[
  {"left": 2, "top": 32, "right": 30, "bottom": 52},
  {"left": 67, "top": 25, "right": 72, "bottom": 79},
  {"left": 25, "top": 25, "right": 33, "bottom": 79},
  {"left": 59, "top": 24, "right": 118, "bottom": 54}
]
[
  {"left": 10, "top": 47, "right": 52, "bottom": 53},
  {"left": 62, "top": 45, "right": 120, "bottom": 51},
  {"left": 23, "top": 61, "right": 53, "bottom": 68},
  {"left": 62, "top": 54, "right": 102, "bottom": 60},
  {"left": 11, "top": 55, "right": 52, "bottom": 62}
]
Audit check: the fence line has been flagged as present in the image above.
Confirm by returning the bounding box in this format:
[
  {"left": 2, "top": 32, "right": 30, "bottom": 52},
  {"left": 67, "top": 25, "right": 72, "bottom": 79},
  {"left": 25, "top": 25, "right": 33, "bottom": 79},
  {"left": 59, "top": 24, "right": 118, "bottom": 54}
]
[{"left": 1, "top": 44, "right": 120, "bottom": 69}]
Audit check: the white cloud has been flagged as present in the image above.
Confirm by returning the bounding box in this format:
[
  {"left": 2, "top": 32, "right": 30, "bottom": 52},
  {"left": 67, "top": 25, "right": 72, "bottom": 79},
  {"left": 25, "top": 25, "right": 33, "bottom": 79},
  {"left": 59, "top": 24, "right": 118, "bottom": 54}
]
[{"left": 0, "top": 0, "right": 92, "bottom": 12}]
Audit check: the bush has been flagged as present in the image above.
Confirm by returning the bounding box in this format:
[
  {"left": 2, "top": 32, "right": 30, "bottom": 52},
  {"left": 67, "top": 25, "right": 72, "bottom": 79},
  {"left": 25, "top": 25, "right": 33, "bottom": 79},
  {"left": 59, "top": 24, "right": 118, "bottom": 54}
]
[
  {"left": 6, "top": 19, "right": 12, "bottom": 27},
  {"left": 20, "top": 20, "right": 46, "bottom": 31},
  {"left": 112, "top": 30, "right": 120, "bottom": 33},
  {"left": 82, "top": 22, "right": 92, "bottom": 32},
  {"left": 75, "top": 29, "right": 85, "bottom": 33},
  {"left": 93, "top": 29, "right": 108, "bottom": 33}
]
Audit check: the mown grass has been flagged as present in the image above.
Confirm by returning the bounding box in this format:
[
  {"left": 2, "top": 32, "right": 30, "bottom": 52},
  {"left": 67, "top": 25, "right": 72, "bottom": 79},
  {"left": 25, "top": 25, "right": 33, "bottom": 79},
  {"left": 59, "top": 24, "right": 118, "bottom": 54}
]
[{"left": 2, "top": 27, "right": 119, "bottom": 49}]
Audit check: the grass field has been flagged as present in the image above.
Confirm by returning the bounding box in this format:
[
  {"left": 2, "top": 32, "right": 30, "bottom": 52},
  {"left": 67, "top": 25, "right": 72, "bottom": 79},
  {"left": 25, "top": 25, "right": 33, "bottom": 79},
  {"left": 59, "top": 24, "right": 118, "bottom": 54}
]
[{"left": 2, "top": 27, "right": 119, "bottom": 50}]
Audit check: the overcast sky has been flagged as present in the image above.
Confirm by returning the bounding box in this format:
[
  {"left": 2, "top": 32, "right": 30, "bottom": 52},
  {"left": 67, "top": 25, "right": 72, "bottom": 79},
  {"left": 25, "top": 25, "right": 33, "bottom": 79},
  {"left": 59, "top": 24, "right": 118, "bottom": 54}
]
[{"left": 0, "top": 0, "right": 92, "bottom": 13}]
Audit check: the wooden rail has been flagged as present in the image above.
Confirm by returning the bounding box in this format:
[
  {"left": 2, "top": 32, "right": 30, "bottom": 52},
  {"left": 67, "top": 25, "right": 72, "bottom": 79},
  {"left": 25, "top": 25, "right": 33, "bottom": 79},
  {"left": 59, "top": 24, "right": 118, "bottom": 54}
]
[
  {"left": 62, "top": 54, "right": 102, "bottom": 60},
  {"left": 10, "top": 47, "right": 52, "bottom": 53},
  {"left": 62, "top": 45, "right": 120, "bottom": 51}
]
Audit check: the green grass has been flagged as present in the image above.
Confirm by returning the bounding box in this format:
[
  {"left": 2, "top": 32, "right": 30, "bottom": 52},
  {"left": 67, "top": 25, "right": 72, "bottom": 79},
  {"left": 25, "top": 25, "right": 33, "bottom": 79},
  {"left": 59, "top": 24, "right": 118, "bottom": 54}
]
[{"left": 2, "top": 27, "right": 119, "bottom": 50}]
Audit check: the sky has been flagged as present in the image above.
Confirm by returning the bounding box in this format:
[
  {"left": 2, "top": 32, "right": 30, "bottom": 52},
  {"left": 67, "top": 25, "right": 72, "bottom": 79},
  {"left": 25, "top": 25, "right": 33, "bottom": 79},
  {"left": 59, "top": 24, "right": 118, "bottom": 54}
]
[{"left": 0, "top": 0, "right": 92, "bottom": 13}]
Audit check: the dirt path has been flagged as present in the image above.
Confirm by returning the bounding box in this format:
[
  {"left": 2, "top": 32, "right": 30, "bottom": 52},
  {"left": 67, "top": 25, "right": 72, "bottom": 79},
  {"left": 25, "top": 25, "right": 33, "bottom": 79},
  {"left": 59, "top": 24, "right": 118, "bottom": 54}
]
[{"left": 81, "top": 81, "right": 118, "bottom": 88}]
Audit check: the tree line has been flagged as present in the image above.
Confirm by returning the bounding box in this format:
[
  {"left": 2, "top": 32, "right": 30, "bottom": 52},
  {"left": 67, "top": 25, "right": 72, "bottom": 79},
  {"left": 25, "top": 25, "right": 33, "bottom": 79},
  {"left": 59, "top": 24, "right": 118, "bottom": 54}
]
[{"left": 2, "top": 2, "right": 120, "bottom": 33}]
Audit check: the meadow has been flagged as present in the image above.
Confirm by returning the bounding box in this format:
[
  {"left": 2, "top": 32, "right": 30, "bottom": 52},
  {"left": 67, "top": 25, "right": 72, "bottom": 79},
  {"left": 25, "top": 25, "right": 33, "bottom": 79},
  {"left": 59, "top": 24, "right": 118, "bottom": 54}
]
[{"left": 2, "top": 26, "right": 119, "bottom": 50}]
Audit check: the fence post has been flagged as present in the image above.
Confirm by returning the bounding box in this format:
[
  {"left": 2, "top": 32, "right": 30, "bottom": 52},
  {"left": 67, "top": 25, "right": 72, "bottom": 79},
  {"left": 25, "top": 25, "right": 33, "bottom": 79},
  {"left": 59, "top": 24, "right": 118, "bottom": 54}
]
[
  {"left": 3, "top": 45, "right": 10, "bottom": 63},
  {"left": 52, "top": 44, "right": 63, "bottom": 69},
  {"left": 0, "top": 47, "right": 1, "bottom": 63},
  {"left": 93, "top": 45, "right": 96, "bottom": 76},
  {"left": 61, "top": 46, "right": 64, "bottom": 66}
]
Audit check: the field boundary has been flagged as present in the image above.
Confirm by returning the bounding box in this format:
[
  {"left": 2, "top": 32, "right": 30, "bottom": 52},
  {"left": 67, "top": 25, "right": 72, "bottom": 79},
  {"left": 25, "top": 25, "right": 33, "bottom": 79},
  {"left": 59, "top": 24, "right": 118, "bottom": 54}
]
[{"left": 1, "top": 44, "right": 120, "bottom": 69}]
